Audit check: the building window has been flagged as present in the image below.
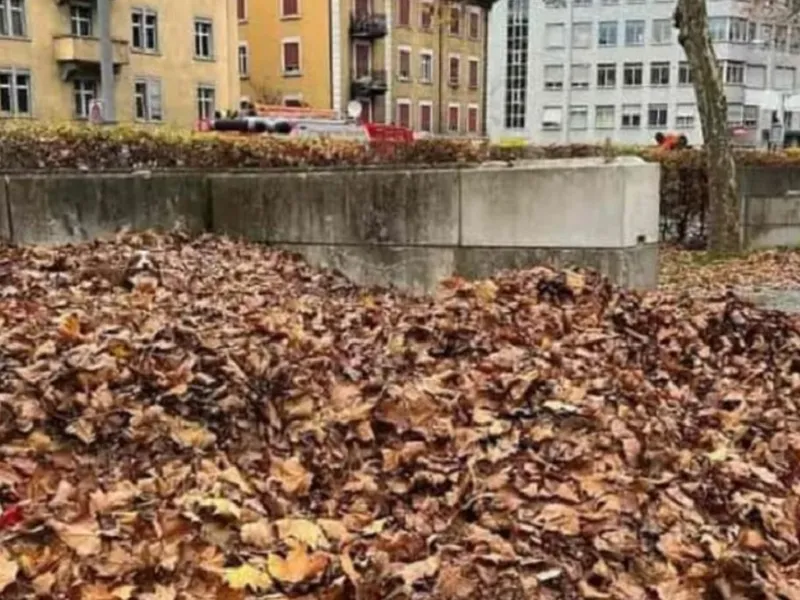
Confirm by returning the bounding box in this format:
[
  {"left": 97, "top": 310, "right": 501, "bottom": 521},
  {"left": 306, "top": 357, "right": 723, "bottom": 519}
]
[
  {"left": 238, "top": 43, "right": 249, "bottom": 77},
  {"left": 746, "top": 64, "right": 766, "bottom": 88},
  {"left": 135, "top": 78, "right": 162, "bottom": 122},
  {"left": 727, "top": 103, "right": 744, "bottom": 125},
  {"left": 709, "top": 17, "right": 727, "bottom": 42},
  {"left": 467, "top": 105, "right": 479, "bottom": 133},
  {"left": 197, "top": 85, "right": 215, "bottom": 120},
  {"left": 0, "top": 68, "right": 31, "bottom": 116},
  {"left": 397, "top": 0, "right": 410, "bottom": 26},
  {"left": 449, "top": 55, "right": 460, "bottom": 85},
  {"left": 575, "top": 0, "right": 592, "bottom": 6},
  {"left": 504, "top": 0, "right": 528, "bottom": 130},
  {"left": 595, "top": 105, "right": 615, "bottom": 129},
  {"left": 647, "top": 103, "right": 668, "bottom": 128},
  {"left": 419, "top": 102, "right": 432, "bottom": 132},
  {"left": 572, "top": 22, "right": 591, "bottom": 48},
  {"left": 542, "top": 106, "right": 563, "bottom": 130},
  {"left": 544, "top": 65, "right": 564, "bottom": 90},
  {"left": 449, "top": 6, "right": 460, "bottom": 35},
  {"left": 744, "top": 105, "right": 758, "bottom": 128},
  {"left": 398, "top": 47, "right": 411, "bottom": 80},
  {"left": 73, "top": 78, "right": 96, "bottom": 119},
  {"left": 722, "top": 60, "right": 744, "bottom": 85},
  {"left": 420, "top": 0, "right": 433, "bottom": 30},
  {"left": 730, "top": 18, "right": 749, "bottom": 43},
  {"left": 545, "top": 23, "right": 565, "bottom": 48},
  {"left": 237, "top": 0, "right": 247, "bottom": 21},
  {"left": 625, "top": 20, "right": 645, "bottom": 46},
  {"left": 598, "top": 21, "right": 617, "bottom": 47},
  {"left": 468, "top": 58, "right": 479, "bottom": 89},
  {"left": 597, "top": 63, "right": 616, "bottom": 88},
  {"left": 623, "top": 62, "right": 643, "bottom": 86},
  {"left": 0, "top": 0, "right": 26, "bottom": 37},
  {"left": 791, "top": 27, "right": 800, "bottom": 53},
  {"left": 569, "top": 105, "right": 588, "bottom": 130},
  {"left": 678, "top": 61, "right": 692, "bottom": 85},
  {"left": 194, "top": 18, "right": 214, "bottom": 59},
  {"left": 621, "top": 104, "right": 641, "bottom": 128},
  {"left": 396, "top": 99, "right": 411, "bottom": 128},
  {"left": 545, "top": 0, "right": 567, "bottom": 7},
  {"left": 420, "top": 51, "right": 433, "bottom": 83},
  {"left": 282, "top": 0, "right": 299, "bottom": 17},
  {"left": 571, "top": 63, "right": 590, "bottom": 89},
  {"left": 353, "top": 42, "right": 370, "bottom": 77},
  {"left": 469, "top": 8, "right": 480, "bottom": 39},
  {"left": 675, "top": 103, "right": 695, "bottom": 129},
  {"left": 761, "top": 24, "right": 773, "bottom": 47},
  {"left": 652, "top": 19, "right": 671, "bottom": 44},
  {"left": 448, "top": 104, "right": 460, "bottom": 132},
  {"left": 777, "top": 25, "right": 789, "bottom": 51},
  {"left": 776, "top": 66, "right": 796, "bottom": 90},
  {"left": 132, "top": 8, "right": 158, "bottom": 52},
  {"left": 282, "top": 40, "right": 301, "bottom": 75},
  {"left": 70, "top": 4, "right": 92, "bottom": 37},
  {"left": 650, "top": 61, "right": 669, "bottom": 86}
]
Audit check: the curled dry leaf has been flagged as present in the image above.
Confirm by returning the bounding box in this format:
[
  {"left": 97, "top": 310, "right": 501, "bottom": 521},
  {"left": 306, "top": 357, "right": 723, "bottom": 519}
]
[
  {"left": 267, "top": 541, "right": 329, "bottom": 584},
  {"left": 240, "top": 519, "right": 274, "bottom": 549},
  {"left": 49, "top": 519, "right": 102, "bottom": 557},
  {"left": 270, "top": 457, "right": 313, "bottom": 496},
  {"left": 0, "top": 552, "right": 19, "bottom": 593},
  {"left": 224, "top": 563, "right": 273, "bottom": 592}
]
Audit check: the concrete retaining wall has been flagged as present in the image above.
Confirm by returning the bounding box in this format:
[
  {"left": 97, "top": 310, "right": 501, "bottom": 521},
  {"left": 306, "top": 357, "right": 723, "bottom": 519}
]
[
  {"left": 741, "top": 167, "right": 800, "bottom": 249},
  {"left": 1, "top": 157, "right": 661, "bottom": 292}
]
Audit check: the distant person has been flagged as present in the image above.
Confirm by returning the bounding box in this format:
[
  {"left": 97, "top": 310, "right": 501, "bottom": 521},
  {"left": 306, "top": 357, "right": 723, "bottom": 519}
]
[{"left": 654, "top": 131, "right": 680, "bottom": 150}]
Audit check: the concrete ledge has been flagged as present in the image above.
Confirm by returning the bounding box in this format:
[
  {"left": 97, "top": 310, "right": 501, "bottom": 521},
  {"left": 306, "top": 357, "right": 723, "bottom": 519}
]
[{"left": 7, "top": 173, "right": 209, "bottom": 245}]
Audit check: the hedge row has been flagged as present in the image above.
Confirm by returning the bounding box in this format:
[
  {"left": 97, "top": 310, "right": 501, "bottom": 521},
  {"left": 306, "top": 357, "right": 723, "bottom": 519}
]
[{"left": 0, "top": 123, "right": 796, "bottom": 245}]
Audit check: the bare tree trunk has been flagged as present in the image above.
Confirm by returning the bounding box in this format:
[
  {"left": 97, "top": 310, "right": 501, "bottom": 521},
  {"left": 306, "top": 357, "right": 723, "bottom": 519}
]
[{"left": 674, "top": 0, "right": 742, "bottom": 253}]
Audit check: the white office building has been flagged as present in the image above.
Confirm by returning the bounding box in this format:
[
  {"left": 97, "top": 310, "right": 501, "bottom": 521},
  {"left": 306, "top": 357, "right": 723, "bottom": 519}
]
[{"left": 487, "top": 0, "right": 800, "bottom": 146}]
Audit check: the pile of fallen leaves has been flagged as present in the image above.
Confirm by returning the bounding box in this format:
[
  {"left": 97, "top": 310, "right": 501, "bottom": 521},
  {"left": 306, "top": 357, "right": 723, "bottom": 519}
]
[{"left": 2, "top": 233, "right": 800, "bottom": 600}]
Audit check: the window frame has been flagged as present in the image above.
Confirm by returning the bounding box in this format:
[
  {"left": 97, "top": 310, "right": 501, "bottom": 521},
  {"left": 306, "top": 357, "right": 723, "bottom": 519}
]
[
  {"left": 419, "top": 49, "right": 434, "bottom": 83},
  {"left": 72, "top": 77, "right": 97, "bottom": 120},
  {"left": 193, "top": 17, "right": 214, "bottom": 59},
  {"left": 419, "top": 100, "right": 433, "bottom": 133},
  {"left": 596, "top": 62, "right": 616, "bottom": 88},
  {"left": 0, "top": 0, "right": 27, "bottom": 38},
  {"left": 281, "top": 37, "right": 302, "bottom": 75},
  {"left": 238, "top": 42, "right": 249, "bottom": 78},
  {"left": 595, "top": 105, "right": 615, "bottom": 130},
  {"left": 396, "top": 98, "right": 412, "bottom": 128},
  {"left": 134, "top": 77, "right": 163, "bottom": 122},
  {"left": 0, "top": 66, "right": 32, "bottom": 117},
  {"left": 448, "top": 53, "right": 461, "bottom": 86},
  {"left": 598, "top": 21, "right": 617, "bottom": 47},
  {"left": 447, "top": 102, "right": 461, "bottom": 133},
  {"left": 70, "top": 2, "right": 93, "bottom": 37},
  {"left": 623, "top": 62, "right": 643, "bottom": 87},
  {"left": 281, "top": 0, "right": 300, "bottom": 18},
  {"left": 197, "top": 84, "right": 216, "bottom": 120},
  {"left": 467, "top": 103, "right": 479, "bottom": 134},
  {"left": 468, "top": 57, "right": 479, "bottom": 89}
]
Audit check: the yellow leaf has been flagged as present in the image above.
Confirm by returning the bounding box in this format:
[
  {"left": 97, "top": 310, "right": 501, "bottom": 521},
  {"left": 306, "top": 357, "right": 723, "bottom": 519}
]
[
  {"left": 58, "top": 313, "right": 82, "bottom": 341},
  {"left": 32, "top": 571, "right": 56, "bottom": 596},
  {"left": 267, "top": 542, "right": 329, "bottom": 584},
  {"left": 223, "top": 563, "right": 273, "bottom": 592},
  {"left": 275, "top": 518, "right": 329, "bottom": 549},
  {"left": 270, "top": 457, "right": 313, "bottom": 497},
  {"left": 49, "top": 518, "right": 102, "bottom": 557},
  {"left": 169, "top": 419, "right": 217, "bottom": 449},
  {"left": 220, "top": 466, "right": 253, "bottom": 493},
  {"left": 241, "top": 520, "right": 274, "bottom": 549},
  {"left": 0, "top": 552, "right": 19, "bottom": 594},
  {"left": 565, "top": 271, "right": 586, "bottom": 294},
  {"left": 707, "top": 446, "right": 729, "bottom": 463},
  {"left": 318, "top": 519, "right": 351, "bottom": 544},
  {"left": 196, "top": 497, "right": 241, "bottom": 520},
  {"left": 28, "top": 430, "right": 55, "bottom": 452},
  {"left": 139, "top": 584, "right": 176, "bottom": 600},
  {"left": 474, "top": 280, "right": 498, "bottom": 303},
  {"left": 112, "top": 586, "right": 136, "bottom": 600}
]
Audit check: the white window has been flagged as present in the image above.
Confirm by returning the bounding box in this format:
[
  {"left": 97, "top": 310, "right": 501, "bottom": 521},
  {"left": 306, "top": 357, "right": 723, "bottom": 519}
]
[
  {"left": 650, "top": 62, "right": 670, "bottom": 86},
  {"left": 0, "top": 0, "right": 26, "bottom": 37},
  {"left": 709, "top": 17, "right": 727, "bottom": 42},
  {"left": 727, "top": 102, "right": 744, "bottom": 125},
  {"left": 647, "top": 103, "right": 668, "bottom": 128},
  {"left": 238, "top": 43, "right": 249, "bottom": 77},
  {"left": 621, "top": 104, "right": 641, "bottom": 128},
  {"left": 544, "top": 64, "right": 564, "bottom": 90},
  {"left": 135, "top": 78, "right": 162, "bottom": 122},
  {"left": 625, "top": 20, "right": 645, "bottom": 46},
  {"left": 505, "top": 2, "right": 528, "bottom": 130},
  {"left": 776, "top": 66, "right": 796, "bottom": 90},
  {"left": 597, "top": 63, "right": 616, "bottom": 88},
  {"left": 542, "top": 106, "right": 563, "bottom": 130},
  {"left": 652, "top": 19, "right": 671, "bottom": 44},
  {"left": 761, "top": 24, "right": 773, "bottom": 48},
  {"left": 545, "top": 23, "right": 565, "bottom": 48},
  {"left": 744, "top": 105, "right": 759, "bottom": 128},
  {"left": 595, "top": 105, "right": 615, "bottom": 129},
  {"left": 623, "top": 63, "right": 643, "bottom": 86},
  {"left": 194, "top": 18, "right": 214, "bottom": 59},
  {"left": 569, "top": 105, "right": 588, "bottom": 129},
  {"left": 0, "top": 67, "right": 31, "bottom": 116},
  {"left": 73, "top": 78, "right": 96, "bottom": 119},
  {"left": 678, "top": 61, "right": 692, "bottom": 85},
  {"left": 419, "top": 50, "right": 433, "bottom": 83},
  {"left": 571, "top": 63, "right": 590, "bottom": 89},
  {"left": 598, "top": 21, "right": 617, "bottom": 47},
  {"left": 70, "top": 3, "right": 92, "bottom": 37},
  {"left": 398, "top": 46, "right": 412, "bottom": 80},
  {"left": 197, "top": 85, "right": 215, "bottom": 119},
  {"left": 729, "top": 18, "right": 748, "bottom": 43},
  {"left": 132, "top": 8, "right": 158, "bottom": 52},
  {"left": 746, "top": 64, "right": 766, "bottom": 88},
  {"left": 723, "top": 61, "right": 744, "bottom": 85},
  {"left": 675, "top": 103, "right": 696, "bottom": 129},
  {"left": 572, "top": 22, "right": 591, "bottom": 48}
]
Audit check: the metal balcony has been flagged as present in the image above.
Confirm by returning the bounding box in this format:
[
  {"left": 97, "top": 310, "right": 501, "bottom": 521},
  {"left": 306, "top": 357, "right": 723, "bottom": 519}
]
[
  {"left": 350, "top": 70, "right": 388, "bottom": 98},
  {"left": 349, "top": 12, "right": 387, "bottom": 38}
]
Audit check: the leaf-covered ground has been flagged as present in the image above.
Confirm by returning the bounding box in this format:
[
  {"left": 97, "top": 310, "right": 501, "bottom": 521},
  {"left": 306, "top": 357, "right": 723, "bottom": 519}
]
[{"left": 2, "top": 234, "right": 800, "bottom": 599}]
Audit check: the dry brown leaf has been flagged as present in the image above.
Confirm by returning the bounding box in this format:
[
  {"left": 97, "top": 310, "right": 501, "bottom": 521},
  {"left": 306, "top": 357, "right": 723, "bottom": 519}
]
[
  {"left": 0, "top": 553, "right": 19, "bottom": 594},
  {"left": 270, "top": 457, "right": 313, "bottom": 496},
  {"left": 139, "top": 585, "right": 176, "bottom": 600},
  {"left": 49, "top": 518, "right": 102, "bottom": 557},
  {"left": 532, "top": 504, "right": 581, "bottom": 536},
  {"left": 240, "top": 520, "right": 274, "bottom": 549},
  {"left": 275, "top": 518, "right": 329, "bottom": 549},
  {"left": 267, "top": 541, "right": 329, "bottom": 584}
]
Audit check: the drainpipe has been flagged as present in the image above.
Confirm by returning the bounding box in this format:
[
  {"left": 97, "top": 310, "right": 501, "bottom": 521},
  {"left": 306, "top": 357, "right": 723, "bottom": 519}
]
[
  {"left": 98, "top": 0, "right": 116, "bottom": 122},
  {"left": 438, "top": 1, "right": 445, "bottom": 133},
  {"left": 481, "top": 7, "right": 489, "bottom": 136}
]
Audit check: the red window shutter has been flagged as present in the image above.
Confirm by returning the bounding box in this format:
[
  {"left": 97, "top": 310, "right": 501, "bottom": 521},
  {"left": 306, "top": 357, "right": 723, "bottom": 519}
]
[
  {"left": 355, "top": 44, "right": 370, "bottom": 76},
  {"left": 398, "top": 0, "right": 410, "bottom": 26},
  {"left": 421, "top": 3, "right": 432, "bottom": 29},
  {"left": 448, "top": 106, "right": 458, "bottom": 131},
  {"left": 237, "top": 0, "right": 246, "bottom": 20},
  {"left": 399, "top": 50, "right": 410, "bottom": 77},
  {"left": 284, "top": 42, "right": 299, "bottom": 70},
  {"left": 420, "top": 105, "right": 431, "bottom": 131},
  {"left": 469, "top": 61, "right": 479, "bottom": 88},
  {"left": 398, "top": 103, "right": 410, "bottom": 127},
  {"left": 283, "top": 0, "right": 298, "bottom": 16},
  {"left": 469, "top": 12, "right": 480, "bottom": 38},
  {"left": 468, "top": 107, "right": 478, "bottom": 132},
  {"left": 449, "top": 7, "right": 460, "bottom": 35},
  {"left": 355, "top": 0, "right": 369, "bottom": 17}
]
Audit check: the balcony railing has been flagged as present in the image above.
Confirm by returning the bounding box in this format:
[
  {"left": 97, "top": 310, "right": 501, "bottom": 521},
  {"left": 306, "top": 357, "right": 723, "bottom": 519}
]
[
  {"left": 350, "top": 69, "right": 388, "bottom": 98},
  {"left": 349, "top": 12, "right": 388, "bottom": 38}
]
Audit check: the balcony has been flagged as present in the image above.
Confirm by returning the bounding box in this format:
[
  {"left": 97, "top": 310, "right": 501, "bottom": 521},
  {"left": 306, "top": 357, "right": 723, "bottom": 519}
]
[
  {"left": 349, "top": 12, "right": 387, "bottom": 39},
  {"left": 350, "top": 70, "right": 388, "bottom": 98},
  {"left": 53, "top": 35, "right": 130, "bottom": 79}
]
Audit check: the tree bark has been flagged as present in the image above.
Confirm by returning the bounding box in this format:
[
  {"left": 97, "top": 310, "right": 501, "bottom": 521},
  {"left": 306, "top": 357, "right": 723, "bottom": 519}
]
[{"left": 674, "top": 0, "right": 742, "bottom": 253}]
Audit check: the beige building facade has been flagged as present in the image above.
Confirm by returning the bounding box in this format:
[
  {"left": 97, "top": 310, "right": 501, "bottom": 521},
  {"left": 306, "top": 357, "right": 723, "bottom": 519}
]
[{"left": 0, "top": 0, "right": 240, "bottom": 128}]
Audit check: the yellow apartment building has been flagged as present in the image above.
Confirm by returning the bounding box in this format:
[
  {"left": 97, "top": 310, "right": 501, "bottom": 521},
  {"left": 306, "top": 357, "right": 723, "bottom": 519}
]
[
  {"left": 238, "top": 0, "right": 491, "bottom": 135},
  {"left": 0, "top": 0, "right": 240, "bottom": 129}
]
